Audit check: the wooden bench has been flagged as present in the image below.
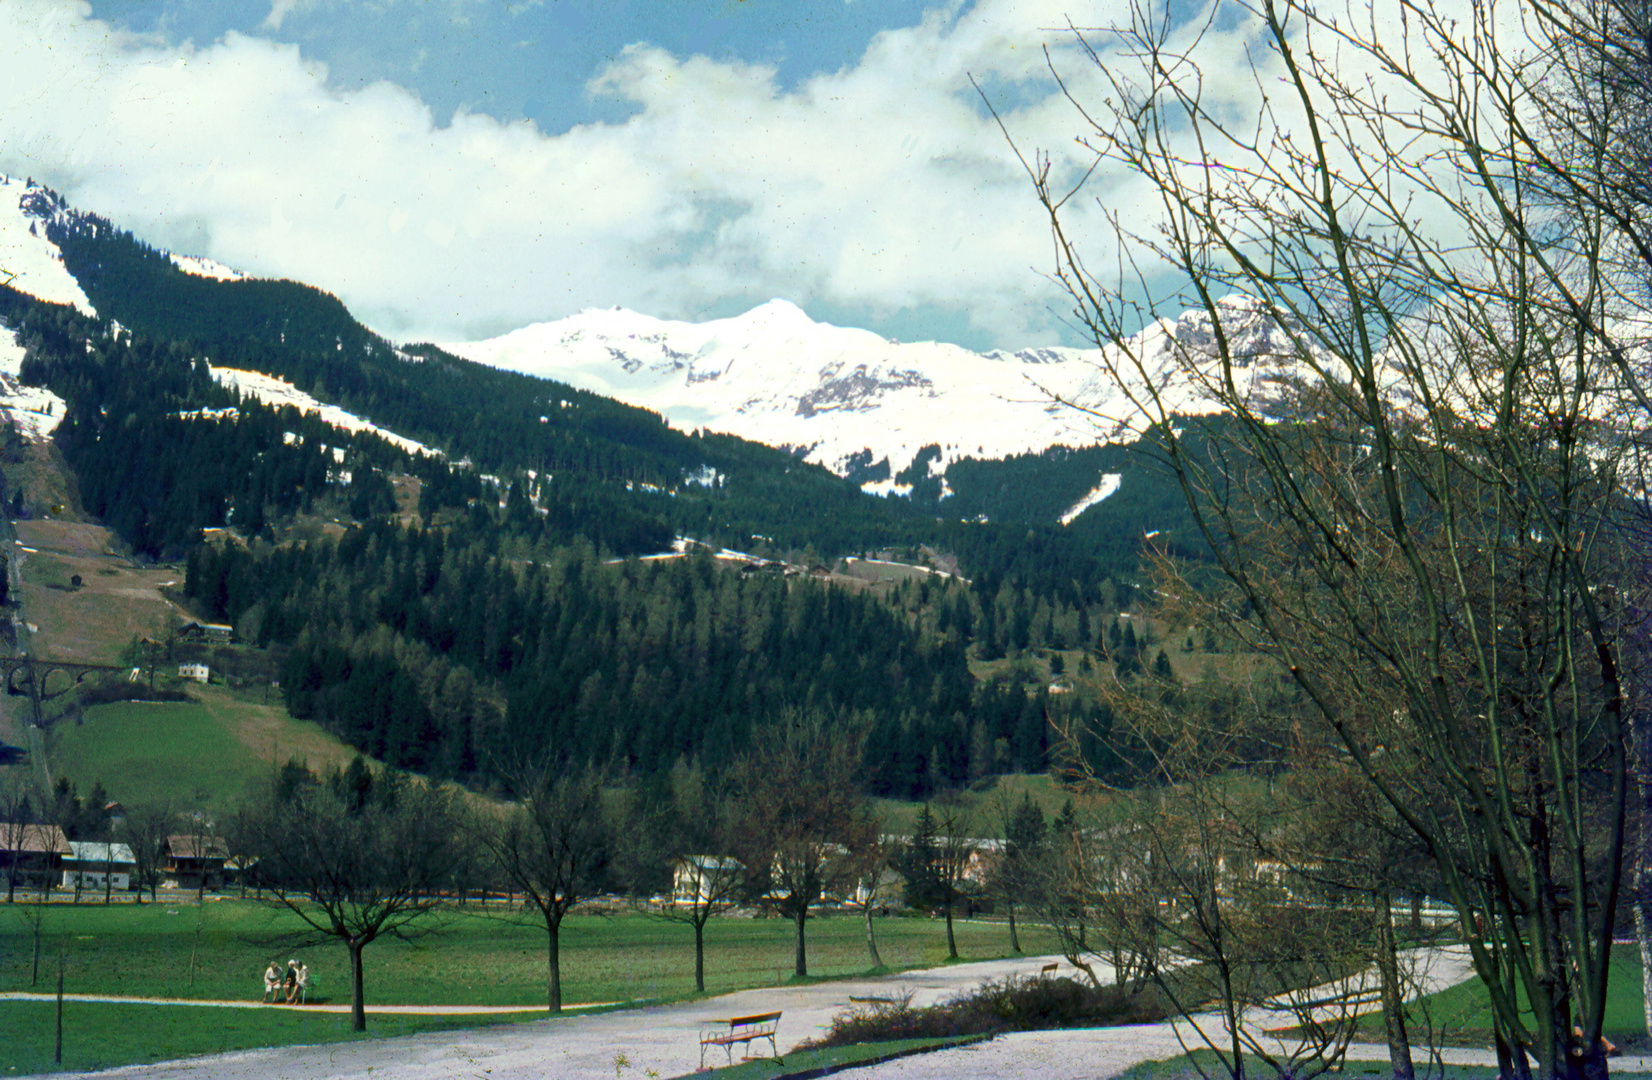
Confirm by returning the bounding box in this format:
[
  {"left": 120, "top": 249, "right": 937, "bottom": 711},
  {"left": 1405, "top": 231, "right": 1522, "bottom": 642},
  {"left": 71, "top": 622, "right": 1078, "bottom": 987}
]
[
  {"left": 699, "top": 1010, "right": 782, "bottom": 1069},
  {"left": 1039, "top": 963, "right": 1059, "bottom": 977}
]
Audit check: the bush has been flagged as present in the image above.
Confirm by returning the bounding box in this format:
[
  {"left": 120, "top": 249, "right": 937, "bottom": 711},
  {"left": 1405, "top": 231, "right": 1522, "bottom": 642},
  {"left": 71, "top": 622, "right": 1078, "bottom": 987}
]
[{"left": 805, "top": 975, "right": 1171, "bottom": 1048}]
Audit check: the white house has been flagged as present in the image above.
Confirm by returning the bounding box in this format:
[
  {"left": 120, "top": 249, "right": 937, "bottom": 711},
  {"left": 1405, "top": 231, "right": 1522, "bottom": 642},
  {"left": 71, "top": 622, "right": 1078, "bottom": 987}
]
[
  {"left": 61, "top": 841, "right": 136, "bottom": 891},
  {"left": 178, "top": 662, "right": 209, "bottom": 683},
  {"left": 671, "top": 855, "right": 743, "bottom": 908}
]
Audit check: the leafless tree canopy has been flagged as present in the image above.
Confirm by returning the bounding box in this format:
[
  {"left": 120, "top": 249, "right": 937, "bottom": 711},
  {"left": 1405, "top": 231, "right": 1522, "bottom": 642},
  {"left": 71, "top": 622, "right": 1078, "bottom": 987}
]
[{"left": 997, "top": 0, "right": 1652, "bottom": 1076}]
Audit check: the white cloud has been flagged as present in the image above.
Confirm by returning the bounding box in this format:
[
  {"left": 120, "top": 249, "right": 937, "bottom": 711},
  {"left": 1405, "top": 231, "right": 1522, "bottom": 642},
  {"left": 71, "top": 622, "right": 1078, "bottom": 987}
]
[{"left": 0, "top": 0, "right": 1300, "bottom": 346}]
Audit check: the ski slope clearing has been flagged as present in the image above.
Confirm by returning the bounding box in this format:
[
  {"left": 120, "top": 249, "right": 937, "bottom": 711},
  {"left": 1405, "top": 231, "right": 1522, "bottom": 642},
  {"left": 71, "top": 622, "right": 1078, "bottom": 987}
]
[
  {"left": 209, "top": 366, "right": 437, "bottom": 458},
  {"left": 0, "top": 175, "right": 95, "bottom": 316}
]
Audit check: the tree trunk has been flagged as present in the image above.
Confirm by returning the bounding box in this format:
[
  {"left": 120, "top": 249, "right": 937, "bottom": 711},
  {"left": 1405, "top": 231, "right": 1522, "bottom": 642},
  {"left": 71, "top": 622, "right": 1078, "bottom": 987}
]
[
  {"left": 1374, "top": 890, "right": 1415, "bottom": 1080},
  {"left": 1637, "top": 891, "right": 1652, "bottom": 1040},
  {"left": 944, "top": 890, "right": 958, "bottom": 960},
  {"left": 694, "top": 917, "right": 706, "bottom": 994},
  {"left": 1008, "top": 903, "right": 1021, "bottom": 954},
  {"left": 348, "top": 939, "right": 368, "bottom": 1032},
  {"left": 546, "top": 920, "right": 562, "bottom": 1013},
  {"left": 864, "top": 903, "right": 883, "bottom": 969},
  {"left": 794, "top": 907, "right": 808, "bottom": 978}
]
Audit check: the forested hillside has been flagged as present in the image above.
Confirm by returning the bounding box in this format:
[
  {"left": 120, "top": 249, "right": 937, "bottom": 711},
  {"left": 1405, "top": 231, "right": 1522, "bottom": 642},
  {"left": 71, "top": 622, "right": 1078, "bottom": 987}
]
[{"left": 0, "top": 198, "right": 1218, "bottom": 798}]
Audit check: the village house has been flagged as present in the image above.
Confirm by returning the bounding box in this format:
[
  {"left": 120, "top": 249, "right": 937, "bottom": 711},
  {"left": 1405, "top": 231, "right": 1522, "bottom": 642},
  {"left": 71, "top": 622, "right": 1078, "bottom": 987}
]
[
  {"left": 671, "top": 855, "right": 744, "bottom": 907},
  {"left": 164, "top": 834, "right": 230, "bottom": 890},
  {"left": 178, "top": 662, "right": 210, "bottom": 683},
  {"left": 177, "top": 621, "right": 234, "bottom": 644},
  {"left": 0, "top": 823, "right": 72, "bottom": 891},
  {"left": 62, "top": 841, "right": 137, "bottom": 892}
]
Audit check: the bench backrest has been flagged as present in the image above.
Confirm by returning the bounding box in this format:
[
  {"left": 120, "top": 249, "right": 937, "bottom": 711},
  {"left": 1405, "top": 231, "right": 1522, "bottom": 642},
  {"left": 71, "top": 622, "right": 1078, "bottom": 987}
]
[{"left": 728, "top": 1011, "right": 782, "bottom": 1031}]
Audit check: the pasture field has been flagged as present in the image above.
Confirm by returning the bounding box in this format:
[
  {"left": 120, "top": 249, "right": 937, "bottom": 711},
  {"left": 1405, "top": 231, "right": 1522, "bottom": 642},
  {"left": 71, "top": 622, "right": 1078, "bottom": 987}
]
[
  {"left": 0, "top": 900, "right": 1055, "bottom": 1008},
  {"left": 12, "top": 520, "right": 182, "bottom": 665}
]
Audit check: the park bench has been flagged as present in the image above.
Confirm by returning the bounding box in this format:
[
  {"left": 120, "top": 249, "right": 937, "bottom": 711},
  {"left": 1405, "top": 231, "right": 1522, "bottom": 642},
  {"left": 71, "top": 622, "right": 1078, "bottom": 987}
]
[
  {"left": 1039, "top": 963, "right": 1059, "bottom": 977},
  {"left": 698, "top": 1010, "right": 782, "bottom": 1069}
]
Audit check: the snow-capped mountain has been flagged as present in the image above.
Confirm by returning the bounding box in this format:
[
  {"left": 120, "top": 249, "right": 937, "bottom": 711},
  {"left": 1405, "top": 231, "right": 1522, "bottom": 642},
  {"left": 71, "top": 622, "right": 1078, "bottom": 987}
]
[{"left": 441, "top": 296, "right": 1313, "bottom": 489}]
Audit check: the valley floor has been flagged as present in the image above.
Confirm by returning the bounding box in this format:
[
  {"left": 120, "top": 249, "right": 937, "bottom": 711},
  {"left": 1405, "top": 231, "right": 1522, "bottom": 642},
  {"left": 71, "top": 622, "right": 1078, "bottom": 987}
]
[{"left": 25, "top": 948, "right": 1518, "bottom": 1080}]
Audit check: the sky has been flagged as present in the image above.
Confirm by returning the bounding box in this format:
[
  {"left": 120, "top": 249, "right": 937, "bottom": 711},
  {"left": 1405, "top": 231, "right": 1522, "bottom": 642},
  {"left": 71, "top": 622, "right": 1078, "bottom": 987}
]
[{"left": 0, "top": 0, "right": 1308, "bottom": 350}]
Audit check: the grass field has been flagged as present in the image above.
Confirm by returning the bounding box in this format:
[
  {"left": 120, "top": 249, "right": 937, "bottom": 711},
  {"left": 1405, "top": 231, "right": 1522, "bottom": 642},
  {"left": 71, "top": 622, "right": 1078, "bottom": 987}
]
[
  {"left": 1354, "top": 945, "right": 1646, "bottom": 1049},
  {"left": 0, "top": 900, "right": 1055, "bottom": 1008},
  {"left": 1114, "top": 1051, "right": 1650, "bottom": 1080},
  {"left": 0, "top": 900, "right": 1051, "bottom": 1074},
  {"left": 0, "top": 999, "right": 539, "bottom": 1076}
]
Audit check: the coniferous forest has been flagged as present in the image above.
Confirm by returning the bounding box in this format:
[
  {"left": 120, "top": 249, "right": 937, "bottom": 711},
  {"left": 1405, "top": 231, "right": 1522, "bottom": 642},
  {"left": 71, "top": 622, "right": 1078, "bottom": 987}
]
[{"left": 0, "top": 209, "right": 1194, "bottom": 798}]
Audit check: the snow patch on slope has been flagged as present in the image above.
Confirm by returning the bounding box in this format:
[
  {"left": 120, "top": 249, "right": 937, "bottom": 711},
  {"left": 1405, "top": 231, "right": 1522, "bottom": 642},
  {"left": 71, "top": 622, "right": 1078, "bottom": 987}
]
[
  {"left": 0, "top": 176, "right": 94, "bottom": 316},
  {"left": 170, "top": 253, "right": 245, "bottom": 282},
  {"left": 1060, "top": 473, "right": 1123, "bottom": 525},
  {"left": 209, "top": 367, "right": 437, "bottom": 458},
  {"left": 0, "top": 327, "right": 66, "bottom": 441}
]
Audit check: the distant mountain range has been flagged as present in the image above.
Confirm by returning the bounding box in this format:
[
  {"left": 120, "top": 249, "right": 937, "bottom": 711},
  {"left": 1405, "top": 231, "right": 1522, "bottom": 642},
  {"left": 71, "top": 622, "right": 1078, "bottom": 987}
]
[
  {"left": 0, "top": 173, "right": 1307, "bottom": 542},
  {"left": 440, "top": 295, "right": 1313, "bottom": 501}
]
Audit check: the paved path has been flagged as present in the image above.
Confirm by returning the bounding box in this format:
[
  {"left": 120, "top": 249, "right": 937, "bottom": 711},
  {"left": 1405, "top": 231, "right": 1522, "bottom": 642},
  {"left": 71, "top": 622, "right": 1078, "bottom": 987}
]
[{"left": 25, "top": 953, "right": 1075, "bottom": 1080}]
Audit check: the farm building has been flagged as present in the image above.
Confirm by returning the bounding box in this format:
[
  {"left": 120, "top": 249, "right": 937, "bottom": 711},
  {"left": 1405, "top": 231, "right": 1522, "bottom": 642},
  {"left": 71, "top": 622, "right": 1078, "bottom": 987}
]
[
  {"left": 0, "top": 823, "right": 71, "bottom": 891},
  {"left": 164, "top": 834, "right": 230, "bottom": 890},
  {"left": 62, "top": 841, "right": 136, "bottom": 891}
]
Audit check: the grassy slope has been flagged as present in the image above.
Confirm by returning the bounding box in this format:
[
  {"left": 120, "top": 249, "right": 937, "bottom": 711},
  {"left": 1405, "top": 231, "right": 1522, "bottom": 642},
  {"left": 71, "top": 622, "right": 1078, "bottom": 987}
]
[
  {"left": 46, "top": 684, "right": 367, "bottom": 813},
  {"left": 872, "top": 773, "right": 1076, "bottom": 835},
  {"left": 13, "top": 519, "right": 180, "bottom": 665}
]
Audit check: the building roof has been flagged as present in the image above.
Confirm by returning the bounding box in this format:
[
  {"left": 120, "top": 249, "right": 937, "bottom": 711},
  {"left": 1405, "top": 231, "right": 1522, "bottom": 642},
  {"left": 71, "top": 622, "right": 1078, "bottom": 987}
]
[
  {"left": 66, "top": 842, "right": 136, "bottom": 864},
  {"left": 166, "top": 835, "right": 229, "bottom": 860},
  {"left": 675, "top": 854, "right": 743, "bottom": 871},
  {"left": 0, "top": 823, "right": 71, "bottom": 855}
]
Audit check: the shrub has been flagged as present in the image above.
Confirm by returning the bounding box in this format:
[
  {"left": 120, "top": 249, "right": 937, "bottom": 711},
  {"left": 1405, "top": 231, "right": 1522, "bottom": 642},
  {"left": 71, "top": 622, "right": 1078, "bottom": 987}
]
[{"left": 804, "top": 975, "right": 1171, "bottom": 1048}]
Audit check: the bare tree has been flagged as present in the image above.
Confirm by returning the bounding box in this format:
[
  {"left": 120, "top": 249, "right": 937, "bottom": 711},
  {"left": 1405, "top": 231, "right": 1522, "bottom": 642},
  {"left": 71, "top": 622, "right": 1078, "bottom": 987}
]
[
  {"left": 481, "top": 762, "right": 610, "bottom": 1013},
  {"left": 842, "top": 834, "right": 895, "bottom": 970},
  {"left": 119, "top": 803, "right": 175, "bottom": 904},
  {"left": 238, "top": 764, "right": 467, "bottom": 1031},
  {"left": 990, "top": 790, "right": 1048, "bottom": 956},
  {"left": 0, "top": 774, "right": 37, "bottom": 903},
  {"left": 728, "top": 716, "right": 878, "bottom": 979},
  {"left": 996, "top": 0, "right": 1650, "bottom": 1074},
  {"left": 632, "top": 763, "right": 745, "bottom": 994}
]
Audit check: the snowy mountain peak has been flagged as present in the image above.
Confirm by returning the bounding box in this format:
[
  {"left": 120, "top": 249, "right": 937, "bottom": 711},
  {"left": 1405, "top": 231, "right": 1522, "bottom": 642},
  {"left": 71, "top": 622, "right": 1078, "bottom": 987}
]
[{"left": 441, "top": 295, "right": 1322, "bottom": 492}]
